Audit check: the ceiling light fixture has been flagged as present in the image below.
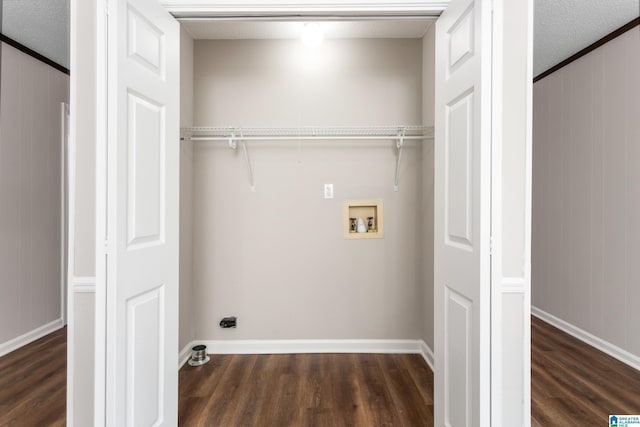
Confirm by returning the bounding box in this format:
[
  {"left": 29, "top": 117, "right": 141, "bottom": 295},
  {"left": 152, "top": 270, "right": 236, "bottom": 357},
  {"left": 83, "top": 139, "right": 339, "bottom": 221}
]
[{"left": 301, "top": 23, "right": 324, "bottom": 48}]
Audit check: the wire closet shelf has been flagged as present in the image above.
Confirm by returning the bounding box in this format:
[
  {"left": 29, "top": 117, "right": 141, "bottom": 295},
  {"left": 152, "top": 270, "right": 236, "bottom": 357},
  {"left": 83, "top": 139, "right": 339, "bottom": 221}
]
[
  {"left": 180, "top": 125, "right": 433, "bottom": 192},
  {"left": 180, "top": 125, "right": 433, "bottom": 142}
]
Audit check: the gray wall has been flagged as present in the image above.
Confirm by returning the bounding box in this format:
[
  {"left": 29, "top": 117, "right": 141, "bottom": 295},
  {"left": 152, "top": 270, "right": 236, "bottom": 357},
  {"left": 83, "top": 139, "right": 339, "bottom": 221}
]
[
  {"left": 0, "top": 41, "right": 68, "bottom": 354},
  {"left": 187, "top": 38, "right": 429, "bottom": 341},
  {"left": 421, "top": 23, "right": 435, "bottom": 350},
  {"left": 532, "top": 26, "right": 640, "bottom": 357}
]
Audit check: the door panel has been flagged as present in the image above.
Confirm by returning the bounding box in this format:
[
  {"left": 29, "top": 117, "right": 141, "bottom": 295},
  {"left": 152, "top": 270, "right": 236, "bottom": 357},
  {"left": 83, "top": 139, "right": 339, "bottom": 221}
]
[
  {"left": 446, "top": 89, "right": 474, "bottom": 248},
  {"left": 435, "top": 0, "right": 492, "bottom": 425},
  {"left": 126, "top": 286, "right": 164, "bottom": 426},
  {"left": 127, "top": 91, "right": 165, "bottom": 248},
  {"left": 447, "top": 5, "right": 474, "bottom": 74},
  {"left": 105, "top": 0, "right": 179, "bottom": 425},
  {"left": 445, "top": 288, "right": 472, "bottom": 426},
  {"left": 127, "top": 6, "right": 165, "bottom": 76}
]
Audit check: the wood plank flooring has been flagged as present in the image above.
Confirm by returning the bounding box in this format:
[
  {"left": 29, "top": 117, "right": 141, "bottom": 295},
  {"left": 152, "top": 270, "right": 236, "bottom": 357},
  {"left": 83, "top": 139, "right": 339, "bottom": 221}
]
[
  {"left": 531, "top": 316, "right": 640, "bottom": 426},
  {"left": 0, "top": 327, "right": 66, "bottom": 427},
  {"left": 1, "top": 318, "right": 640, "bottom": 426},
  {"left": 178, "top": 353, "right": 434, "bottom": 426}
]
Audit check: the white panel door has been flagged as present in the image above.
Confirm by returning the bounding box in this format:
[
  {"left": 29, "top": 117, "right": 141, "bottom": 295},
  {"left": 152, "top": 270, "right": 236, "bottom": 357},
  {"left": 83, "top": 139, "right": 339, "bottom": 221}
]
[
  {"left": 105, "top": 0, "right": 179, "bottom": 425},
  {"left": 434, "top": 0, "right": 492, "bottom": 426}
]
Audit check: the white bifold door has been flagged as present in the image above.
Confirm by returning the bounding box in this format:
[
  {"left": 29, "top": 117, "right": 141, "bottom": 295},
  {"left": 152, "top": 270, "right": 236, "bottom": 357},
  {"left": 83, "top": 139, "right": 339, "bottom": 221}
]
[
  {"left": 434, "top": 0, "right": 493, "bottom": 426},
  {"left": 102, "top": 0, "right": 179, "bottom": 425}
]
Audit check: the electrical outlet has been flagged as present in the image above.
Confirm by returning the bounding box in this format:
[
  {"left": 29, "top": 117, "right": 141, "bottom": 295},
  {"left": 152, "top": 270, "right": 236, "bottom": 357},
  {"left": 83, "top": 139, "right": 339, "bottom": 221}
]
[{"left": 324, "top": 184, "right": 334, "bottom": 199}]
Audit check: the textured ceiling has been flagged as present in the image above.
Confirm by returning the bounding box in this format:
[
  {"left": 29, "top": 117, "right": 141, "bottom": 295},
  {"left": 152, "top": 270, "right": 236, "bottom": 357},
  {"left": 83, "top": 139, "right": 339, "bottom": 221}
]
[
  {"left": 534, "top": 0, "right": 639, "bottom": 76},
  {"left": 0, "top": 1, "right": 638, "bottom": 77},
  {"left": 1, "top": 0, "right": 69, "bottom": 69}
]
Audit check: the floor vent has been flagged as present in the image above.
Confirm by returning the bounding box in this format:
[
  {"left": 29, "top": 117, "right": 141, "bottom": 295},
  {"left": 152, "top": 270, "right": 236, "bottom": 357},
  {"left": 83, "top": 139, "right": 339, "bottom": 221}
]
[{"left": 188, "top": 344, "right": 210, "bottom": 366}]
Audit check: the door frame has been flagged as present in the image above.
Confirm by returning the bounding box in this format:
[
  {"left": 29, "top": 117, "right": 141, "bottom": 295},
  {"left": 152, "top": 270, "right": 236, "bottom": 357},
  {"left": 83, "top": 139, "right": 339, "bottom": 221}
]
[
  {"left": 160, "top": 0, "right": 448, "bottom": 17},
  {"left": 61, "top": 101, "right": 70, "bottom": 327},
  {"left": 489, "top": 1, "right": 533, "bottom": 425},
  {"left": 85, "top": 1, "right": 532, "bottom": 425}
]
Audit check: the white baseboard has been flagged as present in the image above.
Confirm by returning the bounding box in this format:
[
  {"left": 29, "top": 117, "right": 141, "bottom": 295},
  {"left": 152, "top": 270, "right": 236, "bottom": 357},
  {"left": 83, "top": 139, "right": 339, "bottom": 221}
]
[
  {"left": 532, "top": 306, "right": 640, "bottom": 372},
  {"left": 419, "top": 340, "right": 434, "bottom": 371},
  {"left": 199, "top": 339, "right": 422, "bottom": 355},
  {"left": 0, "top": 318, "right": 64, "bottom": 358},
  {"left": 179, "top": 339, "right": 435, "bottom": 370},
  {"left": 179, "top": 341, "right": 195, "bottom": 368}
]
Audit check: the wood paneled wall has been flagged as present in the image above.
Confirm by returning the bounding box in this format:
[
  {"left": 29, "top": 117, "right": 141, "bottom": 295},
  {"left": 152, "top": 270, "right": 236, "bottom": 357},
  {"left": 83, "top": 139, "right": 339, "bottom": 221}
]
[
  {"left": 0, "top": 41, "right": 69, "bottom": 351},
  {"left": 532, "top": 27, "right": 640, "bottom": 358}
]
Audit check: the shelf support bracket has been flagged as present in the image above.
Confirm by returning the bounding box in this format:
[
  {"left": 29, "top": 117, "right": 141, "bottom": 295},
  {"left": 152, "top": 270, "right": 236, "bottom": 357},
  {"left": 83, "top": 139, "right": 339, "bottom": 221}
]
[
  {"left": 394, "top": 130, "right": 405, "bottom": 191},
  {"left": 239, "top": 132, "right": 255, "bottom": 192},
  {"left": 227, "top": 130, "right": 255, "bottom": 191},
  {"left": 228, "top": 131, "right": 237, "bottom": 150}
]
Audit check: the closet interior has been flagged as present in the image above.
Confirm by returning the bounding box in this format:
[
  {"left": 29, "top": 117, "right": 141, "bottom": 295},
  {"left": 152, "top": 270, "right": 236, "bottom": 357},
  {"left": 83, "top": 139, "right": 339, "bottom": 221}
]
[{"left": 177, "top": 18, "right": 437, "bottom": 352}]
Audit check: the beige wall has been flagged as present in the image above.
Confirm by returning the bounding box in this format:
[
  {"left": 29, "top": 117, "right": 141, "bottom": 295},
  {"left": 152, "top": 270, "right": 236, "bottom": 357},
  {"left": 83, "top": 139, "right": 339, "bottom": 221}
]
[
  {"left": 69, "top": 0, "right": 97, "bottom": 423},
  {"left": 532, "top": 27, "right": 640, "bottom": 357},
  {"left": 0, "top": 41, "right": 68, "bottom": 351},
  {"left": 194, "top": 39, "right": 423, "bottom": 127},
  {"left": 179, "top": 25, "right": 195, "bottom": 351},
  {"left": 71, "top": 292, "right": 95, "bottom": 427},
  {"left": 421, "top": 24, "right": 435, "bottom": 350},
  {"left": 72, "top": 11, "right": 96, "bottom": 278},
  {"left": 188, "top": 38, "right": 426, "bottom": 340}
]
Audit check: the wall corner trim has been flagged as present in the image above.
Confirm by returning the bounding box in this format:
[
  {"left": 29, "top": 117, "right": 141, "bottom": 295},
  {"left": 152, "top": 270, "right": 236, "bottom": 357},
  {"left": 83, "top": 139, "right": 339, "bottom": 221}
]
[
  {"left": 419, "top": 339, "right": 434, "bottom": 371},
  {"left": 0, "top": 319, "right": 64, "bottom": 358},
  {"left": 73, "top": 276, "right": 96, "bottom": 293},
  {"left": 532, "top": 306, "right": 640, "bottom": 372},
  {"left": 0, "top": 33, "right": 70, "bottom": 75},
  {"left": 179, "top": 341, "right": 195, "bottom": 368}
]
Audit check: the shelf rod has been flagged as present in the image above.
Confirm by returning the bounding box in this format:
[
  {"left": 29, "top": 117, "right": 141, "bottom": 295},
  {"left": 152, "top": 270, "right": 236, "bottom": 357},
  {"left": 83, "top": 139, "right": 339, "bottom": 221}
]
[
  {"left": 180, "top": 130, "right": 433, "bottom": 192},
  {"left": 183, "top": 135, "right": 428, "bottom": 142}
]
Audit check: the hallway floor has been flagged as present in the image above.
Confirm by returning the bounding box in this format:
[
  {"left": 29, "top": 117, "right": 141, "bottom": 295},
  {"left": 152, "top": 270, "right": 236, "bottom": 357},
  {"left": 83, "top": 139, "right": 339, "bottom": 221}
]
[
  {"left": 531, "top": 316, "right": 640, "bottom": 425},
  {"left": 0, "top": 328, "right": 66, "bottom": 427}
]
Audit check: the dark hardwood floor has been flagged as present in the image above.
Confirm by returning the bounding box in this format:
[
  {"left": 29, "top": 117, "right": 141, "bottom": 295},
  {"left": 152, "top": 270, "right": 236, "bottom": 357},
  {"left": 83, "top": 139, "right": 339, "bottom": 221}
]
[
  {"left": 0, "top": 327, "right": 66, "bottom": 427},
  {"left": 531, "top": 316, "right": 640, "bottom": 426},
  {"left": 1, "top": 318, "right": 639, "bottom": 426},
  {"left": 179, "top": 352, "right": 434, "bottom": 426},
  {"left": 181, "top": 319, "right": 640, "bottom": 426}
]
